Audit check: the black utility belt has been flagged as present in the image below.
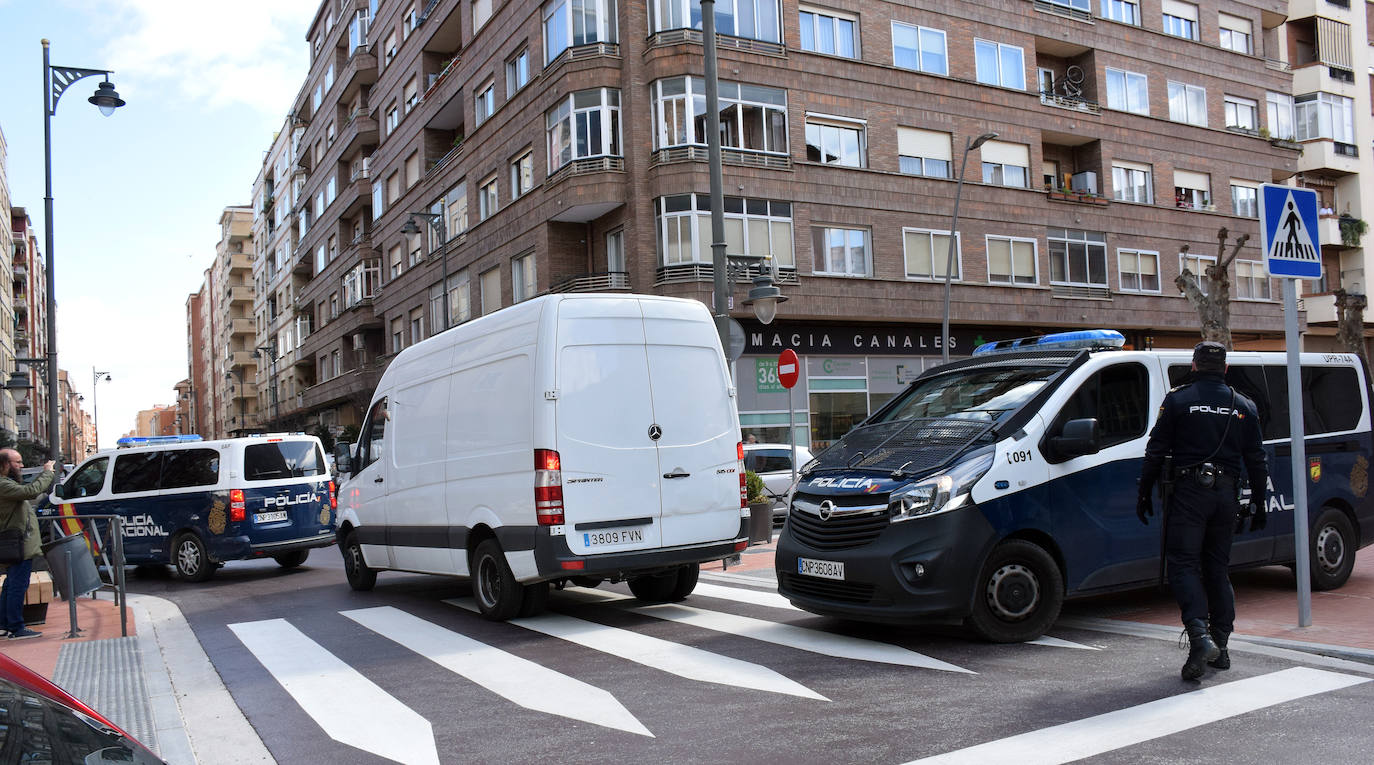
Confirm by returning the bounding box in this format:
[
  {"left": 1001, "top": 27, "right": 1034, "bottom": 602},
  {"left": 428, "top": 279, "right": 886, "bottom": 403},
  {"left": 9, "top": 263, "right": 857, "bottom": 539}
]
[{"left": 1176, "top": 463, "right": 1236, "bottom": 488}]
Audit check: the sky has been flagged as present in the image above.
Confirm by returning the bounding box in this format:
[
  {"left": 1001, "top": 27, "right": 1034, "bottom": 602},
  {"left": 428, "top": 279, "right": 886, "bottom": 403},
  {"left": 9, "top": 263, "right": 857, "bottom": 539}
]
[{"left": 0, "top": 0, "right": 315, "bottom": 449}]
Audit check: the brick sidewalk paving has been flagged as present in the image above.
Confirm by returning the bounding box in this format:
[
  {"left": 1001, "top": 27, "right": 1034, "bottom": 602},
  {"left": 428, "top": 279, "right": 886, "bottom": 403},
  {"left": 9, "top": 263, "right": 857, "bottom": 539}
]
[{"left": 2, "top": 594, "right": 132, "bottom": 680}]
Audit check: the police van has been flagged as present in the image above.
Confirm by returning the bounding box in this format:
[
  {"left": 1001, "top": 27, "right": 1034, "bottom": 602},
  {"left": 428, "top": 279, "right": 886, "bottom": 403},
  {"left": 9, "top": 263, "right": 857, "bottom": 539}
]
[
  {"left": 775, "top": 330, "right": 1374, "bottom": 642},
  {"left": 49, "top": 434, "right": 337, "bottom": 581}
]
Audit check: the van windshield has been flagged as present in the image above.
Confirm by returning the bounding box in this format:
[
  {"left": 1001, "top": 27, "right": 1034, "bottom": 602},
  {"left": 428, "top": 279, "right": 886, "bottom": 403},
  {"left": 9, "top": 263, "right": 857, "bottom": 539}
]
[
  {"left": 878, "top": 366, "right": 1061, "bottom": 426},
  {"left": 245, "top": 441, "right": 327, "bottom": 481}
]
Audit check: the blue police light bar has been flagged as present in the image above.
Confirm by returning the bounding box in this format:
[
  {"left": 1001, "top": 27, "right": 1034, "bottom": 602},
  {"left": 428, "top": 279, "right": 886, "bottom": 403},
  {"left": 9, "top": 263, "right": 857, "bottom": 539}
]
[
  {"left": 116, "top": 434, "right": 204, "bottom": 448},
  {"left": 973, "top": 329, "right": 1126, "bottom": 356}
]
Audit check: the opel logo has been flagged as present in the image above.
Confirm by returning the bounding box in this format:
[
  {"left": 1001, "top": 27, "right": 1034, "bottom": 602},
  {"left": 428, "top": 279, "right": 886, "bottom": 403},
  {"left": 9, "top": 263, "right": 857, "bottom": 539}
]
[
  {"left": 818, "top": 500, "right": 835, "bottom": 521},
  {"left": 648, "top": 424, "right": 662, "bottom": 441}
]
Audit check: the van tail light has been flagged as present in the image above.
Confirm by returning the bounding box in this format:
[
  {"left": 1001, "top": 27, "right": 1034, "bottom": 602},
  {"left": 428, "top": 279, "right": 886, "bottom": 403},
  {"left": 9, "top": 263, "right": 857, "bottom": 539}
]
[
  {"left": 534, "top": 449, "right": 564, "bottom": 525},
  {"left": 229, "top": 489, "right": 246, "bottom": 522},
  {"left": 738, "top": 442, "right": 747, "bottom": 508},
  {"left": 328, "top": 481, "right": 337, "bottom": 510}
]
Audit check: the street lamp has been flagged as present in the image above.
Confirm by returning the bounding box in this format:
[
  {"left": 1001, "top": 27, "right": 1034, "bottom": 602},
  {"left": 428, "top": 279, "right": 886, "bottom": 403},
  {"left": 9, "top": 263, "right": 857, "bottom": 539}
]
[
  {"left": 92, "top": 367, "right": 110, "bottom": 450},
  {"left": 255, "top": 345, "right": 279, "bottom": 428},
  {"left": 401, "top": 212, "right": 450, "bottom": 331},
  {"left": 40, "top": 39, "right": 125, "bottom": 462},
  {"left": 940, "top": 131, "right": 998, "bottom": 364}
]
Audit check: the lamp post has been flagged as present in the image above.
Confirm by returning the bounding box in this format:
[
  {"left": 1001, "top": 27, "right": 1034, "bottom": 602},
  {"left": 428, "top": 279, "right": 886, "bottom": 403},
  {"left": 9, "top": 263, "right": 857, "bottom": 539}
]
[
  {"left": 401, "top": 212, "right": 449, "bottom": 330},
  {"left": 255, "top": 345, "right": 279, "bottom": 428},
  {"left": 940, "top": 131, "right": 998, "bottom": 364},
  {"left": 40, "top": 39, "right": 125, "bottom": 462},
  {"left": 7, "top": 357, "right": 48, "bottom": 451},
  {"left": 91, "top": 367, "right": 110, "bottom": 450},
  {"left": 224, "top": 370, "right": 245, "bottom": 436}
]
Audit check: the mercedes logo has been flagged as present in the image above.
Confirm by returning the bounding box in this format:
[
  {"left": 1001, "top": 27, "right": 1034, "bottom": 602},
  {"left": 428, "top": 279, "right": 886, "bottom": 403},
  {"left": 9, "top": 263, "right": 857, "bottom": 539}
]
[
  {"left": 648, "top": 424, "right": 662, "bottom": 441},
  {"left": 818, "top": 499, "right": 835, "bottom": 521}
]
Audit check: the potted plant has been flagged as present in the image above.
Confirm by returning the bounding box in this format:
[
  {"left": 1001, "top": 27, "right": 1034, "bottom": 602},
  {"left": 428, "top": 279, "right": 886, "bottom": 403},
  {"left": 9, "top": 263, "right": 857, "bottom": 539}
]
[
  {"left": 745, "top": 470, "right": 772, "bottom": 545},
  {"left": 1340, "top": 215, "right": 1367, "bottom": 247}
]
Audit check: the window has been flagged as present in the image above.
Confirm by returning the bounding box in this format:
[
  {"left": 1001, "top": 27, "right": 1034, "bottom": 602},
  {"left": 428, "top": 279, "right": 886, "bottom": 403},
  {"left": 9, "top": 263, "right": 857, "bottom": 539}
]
[
  {"left": 507, "top": 48, "right": 530, "bottom": 96},
  {"left": 897, "top": 127, "right": 950, "bottom": 177},
  {"left": 654, "top": 194, "right": 794, "bottom": 267},
  {"left": 1180, "top": 251, "right": 1217, "bottom": 293},
  {"left": 1162, "top": 0, "right": 1198, "bottom": 40},
  {"left": 386, "top": 172, "right": 400, "bottom": 205},
  {"left": 479, "top": 176, "right": 498, "bottom": 220},
  {"left": 1267, "top": 92, "right": 1295, "bottom": 140},
  {"left": 987, "top": 235, "right": 1037, "bottom": 285},
  {"left": 650, "top": 78, "right": 786, "bottom": 155},
  {"left": 112, "top": 453, "right": 162, "bottom": 494},
  {"left": 65, "top": 458, "right": 107, "bottom": 498},
  {"left": 649, "top": 0, "right": 781, "bottom": 41},
  {"left": 548, "top": 88, "right": 622, "bottom": 170},
  {"left": 475, "top": 82, "right": 495, "bottom": 126},
  {"left": 1224, "top": 95, "right": 1258, "bottom": 131},
  {"left": 1296, "top": 92, "right": 1355, "bottom": 143},
  {"left": 1105, "top": 68, "right": 1149, "bottom": 115},
  {"left": 384, "top": 30, "right": 397, "bottom": 65},
  {"left": 358, "top": 398, "right": 388, "bottom": 472},
  {"left": 474, "top": 0, "right": 492, "bottom": 30},
  {"left": 388, "top": 243, "right": 403, "bottom": 278},
  {"left": 1051, "top": 364, "right": 1150, "bottom": 455},
  {"left": 1048, "top": 228, "right": 1108, "bottom": 287},
  {"left": 1112, "top": 161, "right": 1153, "bottom": 204},
  {"left": 445, "top": 181, "right": 469, "bottom": 237},
  {"left": 544, "top": 0, "right": 617, "bottom": 63},
  {"left": 1167, "top": 81, "right": 1207, "bottom": 126},
  {"left": 386, "top": 103, "right": 399, "bottom": 134},
  {"left": 1218, "top": 12, "right": 1251, "bottom": 54},
  {"left": 1117, "top": 249, "right": 1160, "bottom": 293},
  {"left": 805, "top": 117, "right": 865, "bottom": 167},
  {"left": 329, "top": 293, "right": 339, "bottom": 319},
  {"left": 1236, "top": 260, "right": 1270, "bottom": 300},
  {"left": 404, "top": 77, "right": 419, "bottom": 113},
  {"left": 1100, "top": 0, "right": 1138, "bottom": 25},
  {"left": 798, "top": 6, "right": 857, "bottom": 57},
  {"left": 342, "top": 260, "right": 381, "bottom": 308},
  {"left": 980, "top": 140, "right": 1029, "bottom": 188},
  {"left": 313, "top": 82, "right": 323, "bottom": 112},
  {"left": 607, "top": 229, "right": 626, "bottom": 273},
  {"left": 1231, "top": 182, "right": 1258, "bottom": 217},
  {"left": 410, "top": 308, "right": 424, "bottom": 344},
  {"left": 159, "top": 449, "right": 220, "bottom": 489},
  {"left": 403, "top": 6, "right": 417, "bottom": 37},
  {"left": 511, "top": 151, "right": 535, "bottom": 197},
  {"left": 480, "top": 267, "right": 501, "bottom": 315},
  {"left": 316, "top": 244, "right": 327, "bottom": 273},
  {"left": 408, "top": 230, "right": 423, "bottom": 266},
  {"left": 892, "top": 22, "right": 947, "bottom": 75},
  {"left": 974, "top": 40, "right": 1025, "bottom": 90},
  {"left": 513, "top": 252, "right": 537, "bottom": 301},
  {"left": 902, "top": 228, "right": 958, "bottom": 280},
  {"left": 405, "top": 152, "right": 420, "bottom": 188},
  {"left": 245, "top": 441, "right": 326, "bottom": 481},
  {"left": 328, "top": 235, "right": 337, "bottom": 263},
  {"left": 1174, "top": 169, "right": 1211, "bottom": 210},
  {"left": 449, "top": 272, "right": 472, "bottom": 324},
  {"left": 813, "top": 226, "right": 871, "bottom": 276},
  {"left": 391, "top": 316, "right": 405, "bottom": 353}
]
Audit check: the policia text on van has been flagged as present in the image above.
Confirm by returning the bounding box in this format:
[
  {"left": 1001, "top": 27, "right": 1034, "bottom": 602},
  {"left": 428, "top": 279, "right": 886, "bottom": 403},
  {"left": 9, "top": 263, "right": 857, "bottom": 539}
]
[{"left": 774, "top": 330, "right": 1373, "bottom": 642}]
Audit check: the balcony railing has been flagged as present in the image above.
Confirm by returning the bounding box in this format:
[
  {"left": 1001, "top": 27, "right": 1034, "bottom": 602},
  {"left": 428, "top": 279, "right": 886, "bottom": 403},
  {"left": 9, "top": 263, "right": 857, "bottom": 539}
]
[
  {"left": 549, "top": 272, "right": 631, "bottom": 293},
  {"left": 1039, "top": 92, "right": 1101, "bottom": 114},
  {"left": 1051, "top": 284, "right": 1112, "bottom": 300},
  {"left": 428, "top": 142, "right": 465, "bottom": 178},
  {"left": 648, "top": 29, "right": 786, "bottom": 57},
  {"left": 546, "top": 156, "right": 625, "bottom": 185},
  {"left": 650, "top": 145, "right": 792, "bottom": 170},
  {"left": 654, "top": 263, "right": 799, "bottom": 286}
]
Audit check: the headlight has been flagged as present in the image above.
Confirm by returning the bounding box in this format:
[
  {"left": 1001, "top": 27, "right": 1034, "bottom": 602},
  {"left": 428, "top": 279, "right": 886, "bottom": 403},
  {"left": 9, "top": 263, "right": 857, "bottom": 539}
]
[{"left": 888, "top": 451, "right": 994, "bottom": 522}]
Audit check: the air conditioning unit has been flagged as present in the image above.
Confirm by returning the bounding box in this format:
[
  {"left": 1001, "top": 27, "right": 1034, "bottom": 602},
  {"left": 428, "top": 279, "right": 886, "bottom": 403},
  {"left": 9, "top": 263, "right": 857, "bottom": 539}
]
[{"left": 1070, "top": 171, "right": 1098, "bottom": 195}]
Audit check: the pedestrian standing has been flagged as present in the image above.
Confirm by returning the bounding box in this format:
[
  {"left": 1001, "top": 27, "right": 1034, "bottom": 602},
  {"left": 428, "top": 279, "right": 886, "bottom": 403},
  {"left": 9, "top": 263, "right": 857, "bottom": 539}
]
[
  {"left": 1136, "top": 342, "right": 1269, "bottom": 680},
  {"left": 0, "top": 449, "right": 56, "bottom": 640}
]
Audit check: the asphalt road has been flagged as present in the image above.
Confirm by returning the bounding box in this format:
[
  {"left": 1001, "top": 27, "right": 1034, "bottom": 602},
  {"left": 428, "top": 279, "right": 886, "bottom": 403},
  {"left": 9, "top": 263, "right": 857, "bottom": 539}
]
[{"left": 126, "top": 551, "right": 1374, "bottom": 765}]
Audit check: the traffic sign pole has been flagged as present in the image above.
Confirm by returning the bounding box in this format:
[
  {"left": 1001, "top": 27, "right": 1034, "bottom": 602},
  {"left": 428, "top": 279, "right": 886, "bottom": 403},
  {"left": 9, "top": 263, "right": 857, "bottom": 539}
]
[
  {"left": 1283, "top": 279, "right": 1313, "bottom": 628},
  {"left": 777, "top": 350, "right": 801, "bottom": 490}
]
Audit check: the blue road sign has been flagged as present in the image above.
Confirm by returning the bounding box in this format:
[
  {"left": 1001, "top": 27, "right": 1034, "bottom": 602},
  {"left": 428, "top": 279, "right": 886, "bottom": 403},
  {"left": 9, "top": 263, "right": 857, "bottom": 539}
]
[{"left": 1259, "top": 184, "right": 1321, "bottom": 279}]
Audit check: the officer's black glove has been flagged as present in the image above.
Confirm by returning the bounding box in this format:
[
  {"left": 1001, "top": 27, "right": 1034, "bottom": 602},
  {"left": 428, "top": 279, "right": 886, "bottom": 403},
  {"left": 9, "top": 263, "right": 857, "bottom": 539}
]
[
  {"left": 1234, "top": 503, "right": 1250, "bottom": 534},
  {"left": 1249, "top": 500, "right": 1267, "bottom": 532},
  {"left": 1136, "top": 493, "right": 1153, "bottom": 525}
]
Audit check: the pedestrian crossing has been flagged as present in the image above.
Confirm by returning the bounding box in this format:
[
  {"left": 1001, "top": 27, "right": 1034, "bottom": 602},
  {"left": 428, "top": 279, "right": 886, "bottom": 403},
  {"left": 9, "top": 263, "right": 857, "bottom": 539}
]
[{"left": 225, "top": 581, "right": 1369, "bottom": 765}]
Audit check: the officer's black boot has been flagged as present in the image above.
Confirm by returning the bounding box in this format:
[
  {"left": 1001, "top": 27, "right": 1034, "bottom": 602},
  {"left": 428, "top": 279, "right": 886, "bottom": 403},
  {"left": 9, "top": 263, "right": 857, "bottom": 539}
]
[
  {"left": 1181, "top": 619, "right": 1219, "bottom": 681},
  {"left": 1207, "top": 628, "right": 1230, "bottom": 670}
]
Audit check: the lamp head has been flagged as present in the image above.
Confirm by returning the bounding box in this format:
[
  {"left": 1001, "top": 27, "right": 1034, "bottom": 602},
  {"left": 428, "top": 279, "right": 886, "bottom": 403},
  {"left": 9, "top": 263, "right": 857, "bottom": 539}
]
[
  {"left": 6, "top": 371, "right": 32, "bottom": 392},
  {"left": 742, "top": 276, "right": 787, "bottom": 325},
  {"left": 400, "top": 217, "right": 422, "bottom": 236},
  {"left": 88, "top": 80, "right": 125, "bottom": 117},
  {"left": 969, "top": 132, "right": 999, "bottom": 150}
]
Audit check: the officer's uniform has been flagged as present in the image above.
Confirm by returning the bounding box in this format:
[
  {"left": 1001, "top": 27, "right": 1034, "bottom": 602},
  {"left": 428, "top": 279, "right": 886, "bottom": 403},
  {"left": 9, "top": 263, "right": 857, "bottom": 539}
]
[{"left": 1138, "top": 343, "right": 1268, "bottom": 679}]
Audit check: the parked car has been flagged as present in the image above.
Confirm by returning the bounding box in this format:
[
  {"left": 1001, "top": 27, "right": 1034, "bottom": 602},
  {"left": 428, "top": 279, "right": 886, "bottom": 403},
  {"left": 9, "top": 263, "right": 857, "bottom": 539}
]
[{"left": 744, "top": 443, "right": 813, "bottom": 521}]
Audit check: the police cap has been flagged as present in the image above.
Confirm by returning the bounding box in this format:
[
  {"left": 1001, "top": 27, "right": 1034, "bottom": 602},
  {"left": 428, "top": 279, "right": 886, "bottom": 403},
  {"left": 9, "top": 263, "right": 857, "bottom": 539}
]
[{"left": 1193, "top": 341, "right": 1227, "bottom": 372}]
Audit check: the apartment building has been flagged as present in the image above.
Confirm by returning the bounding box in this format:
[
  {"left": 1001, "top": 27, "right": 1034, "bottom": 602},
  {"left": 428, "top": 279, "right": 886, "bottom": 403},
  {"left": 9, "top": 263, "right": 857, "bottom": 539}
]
[
  {"left": 9, "top": 207, "right": 49, "bottom": 452},
  {"left": 214, "top": 207, "right": 259, "bottom": 436},
  {"left": 257, "top": 0, "right": 1329, "bottom": 447},
  {"left": 186, "top": 275, "right": 218, "bottom": 438},
  {"left": 0, "top": 127, "right": 18, "bottom": 442}
]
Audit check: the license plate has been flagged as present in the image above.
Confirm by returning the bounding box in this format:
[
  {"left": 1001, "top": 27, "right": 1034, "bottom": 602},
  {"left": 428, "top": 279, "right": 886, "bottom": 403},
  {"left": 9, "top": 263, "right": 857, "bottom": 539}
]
[
  {"left": 798, "top": 557, "right": 844, "bottom": 580},
  {"left": 255, "top": 510, "right": 289, "bottom": 523},
  {"left": 582, "top": 528, "right": 644, "bottom": 547}
]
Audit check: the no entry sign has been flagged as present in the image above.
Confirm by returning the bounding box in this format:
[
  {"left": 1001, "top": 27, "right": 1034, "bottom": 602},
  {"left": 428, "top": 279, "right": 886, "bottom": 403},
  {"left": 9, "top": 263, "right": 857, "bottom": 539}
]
[{"left": 777, "top": 349, "right": 799, "bottom": 389}]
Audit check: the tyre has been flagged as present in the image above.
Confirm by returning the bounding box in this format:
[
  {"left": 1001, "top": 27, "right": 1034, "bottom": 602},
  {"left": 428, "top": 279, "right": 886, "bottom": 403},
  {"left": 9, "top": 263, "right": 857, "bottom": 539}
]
[
  {"left": 472, "top": 539, "right": 525, "bottom": 621},
  {"left": 966, "top": 539, "right": 1064, "bottom": 643},
  {"left": 274, "top": 550, "right": 309, "bottom": 568},
  {"left": 628, "top": 564, "right": 698, "bottom": 604},
  {"left": 667, "top": 563, "right": 700, "bottom": 601},
  {"left": 341, "top": 531, "right": 377, "bottom": 591},
  {"left": 1309, "top": 507, "right": 1356, "bottom": 591},
  {"left": 172, "top": 533, "right": 216, "bottom": 583}
]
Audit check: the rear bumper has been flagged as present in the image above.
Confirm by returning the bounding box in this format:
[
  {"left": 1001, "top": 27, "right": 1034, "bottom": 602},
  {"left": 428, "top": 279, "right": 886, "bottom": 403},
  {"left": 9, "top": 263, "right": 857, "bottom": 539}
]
[
  {"left": 507, "top": 517, "right": 749, "bottom": 582},
  {"left": 212, "top": 532, "right": 337, "bottom": 561}
]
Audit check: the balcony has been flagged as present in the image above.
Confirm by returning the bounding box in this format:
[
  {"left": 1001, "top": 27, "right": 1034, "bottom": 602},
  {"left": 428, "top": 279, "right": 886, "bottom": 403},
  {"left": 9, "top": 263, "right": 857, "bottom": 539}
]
[
  {"left": 647, "top": 29, "right": 785, "bottom": 57},
  {"left": 1319, "top": 215, "right": 1366, "bottom": 249},
  {"left": 229, "top": 317, "right": 255, "bottom": 336},
  {"left": 1039, "top": 91, "right": 1101, "bottom": 115},
  {"left": 224, "top": 285, "right": 254, "bottom": 303},
  {"left": 654, "top": 263, "right": 800, "bottom": 286},
  {"left": 225, "top": 350, "right": 257, "bottom": 368},
  {"left": 338, "top": 109, "right": 379, "bottom": 161},
  {"left": 545, "top": 158, "right": 627, "bottom": 222},
  {"left": 300, "top": 360, "right": 384, "bottom": 413},
  {"left": 12, "top": 264, "right": 26, "bottom": 280},
  {"left": 294, "top": 247, "right": 314, "bottom": 276},
  {"left": 1047, "top": 189, "right": 1110, "bottom": 206},
  {"left": 1296, "top": 139, "right": 1360, "bottom": 176},
  {"left": 1303, "top": 292, "right": 1337, "bottom": 323},
  {"left": 649, "top": 145, "right": 791, "bottom": 170},
  {"left": 549, "top": 272, "right": 631, "bottom": 293}
]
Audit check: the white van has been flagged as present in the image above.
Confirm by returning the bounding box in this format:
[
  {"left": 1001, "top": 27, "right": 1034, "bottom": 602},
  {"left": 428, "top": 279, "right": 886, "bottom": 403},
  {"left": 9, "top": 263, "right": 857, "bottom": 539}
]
[{"left": 333, "top": 294, "right": 749, "bottom": 619}]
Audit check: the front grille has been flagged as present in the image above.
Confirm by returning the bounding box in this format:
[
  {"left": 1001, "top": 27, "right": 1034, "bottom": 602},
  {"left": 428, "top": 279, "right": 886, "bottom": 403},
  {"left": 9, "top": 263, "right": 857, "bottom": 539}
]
[
  {"left": 780, "top": 572, "right": 877, "bottom": 604},
  {"left": 788, "top": 496, "right": 890, "bottom": 551}
]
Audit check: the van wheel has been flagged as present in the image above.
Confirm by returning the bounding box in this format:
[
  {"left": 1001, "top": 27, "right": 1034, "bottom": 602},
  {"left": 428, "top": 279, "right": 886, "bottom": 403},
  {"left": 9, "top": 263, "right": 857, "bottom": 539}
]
[
  {"left": 274, "top": 550, "right": 309, "bottom": 568},
  {"left": 173, "top": 533, "right": 216, "bottom": 583},
  {"left": 628, "top": 564, "right": 699, "bottom": 603},
  {"left": 341, "top": 531, "right": 376, "bottom": 591},
  {"left": 472, "top": 539, "right": 525, "bottom": 621},
  {"left": 966, "top": 540, "right": 1063, "bottom": 643},
  {"left": 1309, "top": 508, "right": 1356, "bottom": 591}
]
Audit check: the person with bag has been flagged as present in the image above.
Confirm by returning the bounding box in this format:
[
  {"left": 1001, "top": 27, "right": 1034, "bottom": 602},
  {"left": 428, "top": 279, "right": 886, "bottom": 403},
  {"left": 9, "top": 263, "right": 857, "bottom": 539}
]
[{"left": 0, "top": 449, "right": 56, "bottom": 640}]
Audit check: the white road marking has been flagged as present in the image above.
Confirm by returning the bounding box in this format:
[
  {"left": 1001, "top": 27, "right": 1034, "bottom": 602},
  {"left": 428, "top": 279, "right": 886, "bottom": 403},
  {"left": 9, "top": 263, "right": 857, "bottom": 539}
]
[
  {"left": 904, "top": 667, "right": 1370, "bottom": 765},
  {"left": 342, "top": 606, "right": 652, "bottom": 737},
  {"left": 445, "top": 597, "right": 826, "bottom": 700},
  {"left": 228, "top": 618, "right": 439, "bottom": 765},
  {"left": 564, "top": 588, "right": 974, "bottom": 674},
  {"left": 1027, "top": 635, "right": 1098, "bottom": 650}
]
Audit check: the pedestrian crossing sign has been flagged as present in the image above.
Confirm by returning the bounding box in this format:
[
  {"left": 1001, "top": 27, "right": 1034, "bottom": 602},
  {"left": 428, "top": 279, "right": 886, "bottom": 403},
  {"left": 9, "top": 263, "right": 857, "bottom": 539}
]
[{"left": 1259, "top": 184, "right": 1321, "bottom": 279}]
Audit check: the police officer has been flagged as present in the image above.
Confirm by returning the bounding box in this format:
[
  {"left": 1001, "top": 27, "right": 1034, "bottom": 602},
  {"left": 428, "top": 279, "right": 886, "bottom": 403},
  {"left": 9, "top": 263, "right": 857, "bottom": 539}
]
[{"left": 1137, "top": 341, "right": 1268, "bottom": 681}]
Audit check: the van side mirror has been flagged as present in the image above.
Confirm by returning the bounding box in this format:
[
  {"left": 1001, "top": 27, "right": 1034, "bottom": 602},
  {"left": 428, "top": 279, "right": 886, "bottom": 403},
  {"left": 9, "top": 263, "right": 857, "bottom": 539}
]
[
  {"left": 333, "top": 442, "right": 354, "bottom": 475},
  {"left": 51, "top": 482, "right": 64, "bottom": 500},
  {"left": 1050, "top": 418, "right": 1100, "bottom": 460}
]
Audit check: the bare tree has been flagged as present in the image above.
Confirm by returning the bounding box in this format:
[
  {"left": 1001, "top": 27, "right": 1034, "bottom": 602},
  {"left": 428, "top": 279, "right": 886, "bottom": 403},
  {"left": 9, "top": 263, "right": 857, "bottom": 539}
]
[
  {"left": 1175, "top": 227, "right": 1250, "bottom": 350},
  {"left": 1334, "top": 289, "right": 1369, "bottom": 362}
]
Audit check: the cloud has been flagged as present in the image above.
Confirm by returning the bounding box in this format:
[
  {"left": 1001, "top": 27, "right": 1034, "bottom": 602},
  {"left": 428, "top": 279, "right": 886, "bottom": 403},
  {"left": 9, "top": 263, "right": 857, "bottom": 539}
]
[{"left": 96, "top": 0, "right": 315, "bottom": 118}]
